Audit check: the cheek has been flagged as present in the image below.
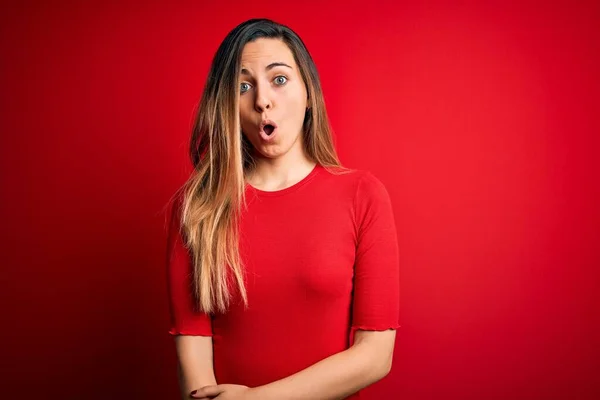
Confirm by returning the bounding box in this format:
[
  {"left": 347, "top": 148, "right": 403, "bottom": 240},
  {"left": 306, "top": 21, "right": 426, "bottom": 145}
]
[
  {"left": 282, "top": 84, "right": 307, "bottom": 113},
  {"left": 238, "top": 98, "right": 248, "bottom": 116}
]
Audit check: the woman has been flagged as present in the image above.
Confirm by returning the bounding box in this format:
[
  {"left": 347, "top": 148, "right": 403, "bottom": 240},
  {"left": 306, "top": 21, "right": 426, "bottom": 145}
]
[{"left": 166, "top": 18, "right": 400, "bottom": 400}]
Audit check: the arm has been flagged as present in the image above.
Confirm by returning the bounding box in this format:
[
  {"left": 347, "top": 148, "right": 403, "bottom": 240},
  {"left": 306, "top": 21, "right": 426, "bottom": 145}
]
[
  {"left": 191, "top": 329, "right": 396, "bottom": 400},
  {"left": 248, "top": 328, "right": 396, "bottom": 400},
  {"left": 165, "top": 196, "right": 217, "bottom": 398},
  {"left": 175, "top": 335, "right": 217, "bottom": 399}
]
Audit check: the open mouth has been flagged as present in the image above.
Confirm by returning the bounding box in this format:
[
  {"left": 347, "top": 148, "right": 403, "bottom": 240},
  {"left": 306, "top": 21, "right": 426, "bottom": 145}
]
[
  {"left": 260, "top": 119, "right": 278, "bottom": 138},
  {"left": 264, "top": 124, "right": 275, "bottom": 135}
]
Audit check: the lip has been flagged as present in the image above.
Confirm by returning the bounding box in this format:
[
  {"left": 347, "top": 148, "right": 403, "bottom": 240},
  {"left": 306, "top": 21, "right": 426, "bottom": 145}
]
[{"left": 259, "top": 119, "right": 278, "bottom": 142}]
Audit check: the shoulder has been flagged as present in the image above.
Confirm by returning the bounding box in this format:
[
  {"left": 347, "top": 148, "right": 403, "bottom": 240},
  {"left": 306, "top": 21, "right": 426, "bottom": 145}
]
[
  {"left": 318, "top": 165, "right": 390, "bottom": 202},
  {"left": 319, "top": 165, "right": 384, "bottom": 189},
  {"left": 352, "top": 169, "right": 391, "bottom": 203},
  {"left": 348, "top": 169, "right": 396, "bottom": 234}
]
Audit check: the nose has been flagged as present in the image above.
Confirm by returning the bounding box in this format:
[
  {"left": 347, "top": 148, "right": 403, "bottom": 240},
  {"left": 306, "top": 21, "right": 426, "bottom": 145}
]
[{"left": 254, "top": 82, "right": 272, "bottom": 113}]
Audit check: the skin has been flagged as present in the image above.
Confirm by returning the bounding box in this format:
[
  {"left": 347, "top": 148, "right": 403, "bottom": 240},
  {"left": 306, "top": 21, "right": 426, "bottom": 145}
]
[
  {"left": 190, "top": 329, "right": 396, "bottom": 400},
  {"left": 186, "top": 38, "right": 397, "bottom": 400},
  {"left": 238, "top": 37, "right": 316, "bottom": 191}
]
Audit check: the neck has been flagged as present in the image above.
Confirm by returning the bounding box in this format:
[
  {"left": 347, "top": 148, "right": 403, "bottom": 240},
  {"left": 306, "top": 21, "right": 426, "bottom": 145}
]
[{"left": 246, "top": 138, "right": 316, "bottom": 191}]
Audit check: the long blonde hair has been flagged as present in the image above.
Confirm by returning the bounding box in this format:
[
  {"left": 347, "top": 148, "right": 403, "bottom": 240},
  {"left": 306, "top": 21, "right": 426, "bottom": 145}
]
[{"left": 169, "top": 18, "right": 350, "bottom": 314}]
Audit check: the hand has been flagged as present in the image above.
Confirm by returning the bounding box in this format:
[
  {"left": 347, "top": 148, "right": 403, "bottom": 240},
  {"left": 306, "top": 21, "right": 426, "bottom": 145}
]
[{"left": 190, "top": 384, "right": 253, "bottom": 400}]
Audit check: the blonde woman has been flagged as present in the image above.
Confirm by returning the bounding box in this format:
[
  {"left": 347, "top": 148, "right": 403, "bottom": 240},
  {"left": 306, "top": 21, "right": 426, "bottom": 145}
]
[{"left": 166, "top": 18, "right": 400, "bottom": 400}]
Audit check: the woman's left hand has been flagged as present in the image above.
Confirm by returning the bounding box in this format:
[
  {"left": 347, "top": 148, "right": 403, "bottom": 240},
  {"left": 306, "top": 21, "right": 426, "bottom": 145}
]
[{"left": 190, "top": 384, "right": 254, "bottom": 399}]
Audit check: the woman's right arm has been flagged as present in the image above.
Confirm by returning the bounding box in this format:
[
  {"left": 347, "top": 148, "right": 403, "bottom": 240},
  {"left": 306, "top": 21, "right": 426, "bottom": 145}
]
[
  {"left": 175, "top": 335, "right": 217, "bottom": 399},
  {"left": 166, "top": 197, "right": 217, "bottom": 399}
]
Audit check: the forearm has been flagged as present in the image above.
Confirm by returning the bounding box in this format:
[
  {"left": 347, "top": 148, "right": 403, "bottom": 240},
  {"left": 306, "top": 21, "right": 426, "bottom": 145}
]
[
  {"left": 175, "top": 335, "right": 217, "bottom": 398},
  {"left": 178, "top": 363, "right": 218, "bottom": 400},
  {"left": 249, "top": 343, "right": 390, "bottom": 400}
]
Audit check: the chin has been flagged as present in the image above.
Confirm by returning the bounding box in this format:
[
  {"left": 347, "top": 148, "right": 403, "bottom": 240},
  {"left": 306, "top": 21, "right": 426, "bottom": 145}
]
[{"left": 256, "top": 146, "right": 288, "bottom": 159}]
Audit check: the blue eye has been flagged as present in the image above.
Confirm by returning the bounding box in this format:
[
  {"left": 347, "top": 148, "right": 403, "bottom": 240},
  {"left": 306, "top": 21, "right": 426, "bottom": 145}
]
[
  {"left": 240, "top": 82, "right": 251, "bottom": 93},
  {"left": 274, "top": 76, "right": 287, "bottom": 85}
]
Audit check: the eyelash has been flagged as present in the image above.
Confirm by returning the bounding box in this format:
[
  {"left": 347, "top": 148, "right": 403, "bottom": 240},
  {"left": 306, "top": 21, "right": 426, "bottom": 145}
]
[{"left": 240, "top": 75, "right": 288, "bottom": 94}]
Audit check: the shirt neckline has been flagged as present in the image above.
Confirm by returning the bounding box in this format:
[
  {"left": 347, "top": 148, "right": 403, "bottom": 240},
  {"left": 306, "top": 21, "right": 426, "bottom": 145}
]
[{"left": 245, "top": 163, "right": 323, "bottom": 197}]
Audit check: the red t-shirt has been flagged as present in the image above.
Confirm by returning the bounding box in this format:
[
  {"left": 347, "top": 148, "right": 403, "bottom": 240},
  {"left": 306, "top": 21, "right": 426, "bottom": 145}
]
[{"left": 166, "top": 163, "right": 400, "bottom": 399}]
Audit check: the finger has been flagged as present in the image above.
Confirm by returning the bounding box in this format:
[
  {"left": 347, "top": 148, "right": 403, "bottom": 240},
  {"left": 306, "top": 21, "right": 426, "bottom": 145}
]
[
  {"left": 189, "top": 391, "right": 211, "bottom": 399},
  {"left": 190, "top": 385, "right": 223, "bottom": 398}
]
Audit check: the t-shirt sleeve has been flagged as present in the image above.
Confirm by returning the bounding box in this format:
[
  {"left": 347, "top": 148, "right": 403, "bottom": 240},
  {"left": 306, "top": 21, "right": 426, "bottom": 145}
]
[
  {"left": 350, "top": 172, "right": 401, "bottom": 338},
  {"left": 165, "top": 195, "right": 213, "bottom": 336}
]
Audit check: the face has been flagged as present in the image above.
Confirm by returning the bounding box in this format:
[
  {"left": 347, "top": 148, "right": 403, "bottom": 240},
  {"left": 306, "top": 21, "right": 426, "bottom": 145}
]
[{"left": 238, "top": 38, "right": 309, "bottom": 160}]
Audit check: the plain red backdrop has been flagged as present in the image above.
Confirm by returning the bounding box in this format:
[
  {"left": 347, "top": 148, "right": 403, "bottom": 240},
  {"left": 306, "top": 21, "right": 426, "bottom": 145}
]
[{"left": 1, "top": 1, "right": 599, "bottom": 399}]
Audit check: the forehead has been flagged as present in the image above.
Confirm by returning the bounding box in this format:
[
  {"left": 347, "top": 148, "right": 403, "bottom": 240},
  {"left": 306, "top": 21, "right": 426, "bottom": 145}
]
[{"left": 240, "top": 38, "right": 296, "bottom": 68}]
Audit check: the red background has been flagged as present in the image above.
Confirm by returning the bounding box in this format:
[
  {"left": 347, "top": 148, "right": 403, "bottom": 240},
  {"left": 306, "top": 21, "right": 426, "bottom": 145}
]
[{"left": 2, "top": 1, "right": 599, "bottom": 399}]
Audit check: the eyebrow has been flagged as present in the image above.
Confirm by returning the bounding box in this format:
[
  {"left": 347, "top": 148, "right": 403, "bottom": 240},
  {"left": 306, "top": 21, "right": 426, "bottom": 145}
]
[{"left": 240, "top": 62, "right": 293, "bottom": 76}]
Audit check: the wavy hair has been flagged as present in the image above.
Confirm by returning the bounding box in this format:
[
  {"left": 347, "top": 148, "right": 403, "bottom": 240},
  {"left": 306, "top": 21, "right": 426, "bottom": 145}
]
[{"left": 169, "top": 18, "right": 350, "bottom": 314}]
